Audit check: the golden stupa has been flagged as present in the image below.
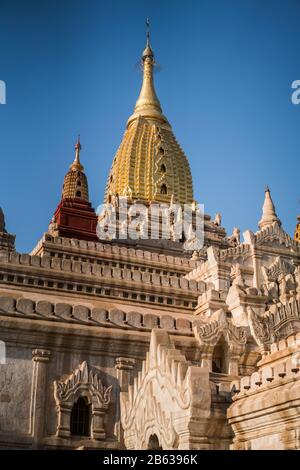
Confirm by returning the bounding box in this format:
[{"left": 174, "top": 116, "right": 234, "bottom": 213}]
[{"left": 105, "top": 32, "right": 193, "bottom": 206}]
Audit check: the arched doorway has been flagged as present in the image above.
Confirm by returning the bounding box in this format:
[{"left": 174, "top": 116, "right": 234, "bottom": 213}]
[
  {"left": 148, "top": 434, "right": 163, "bottom": 450},
  {"left": 212, "top": 338, "right": 229, "bottom": 374},
  {"left": 70, "top": 396, "right": 91, "bottom": 437}
]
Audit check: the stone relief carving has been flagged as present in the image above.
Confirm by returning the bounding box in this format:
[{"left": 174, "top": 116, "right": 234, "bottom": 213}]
[
  {"left": 194, "top": 310, "right": 245, "bottom": 349},
  {"left": 231, "top": 264, "right": 247, "bottom": 289},
  {"left": 255, "top": 222, "right": 297, "bottom": 250},
  {"left": 214, "top": 213, "right": 222, "bottom": 227},
  {"left": 227, "top": 228, "right": 241, "bottom": 247},
  {"left": 193, "top": 309, "right": 247, "bottom": 375},
  {"left": 247, "top": 297, "right": 300, "bottom": 350},
  {"left": 121, "top": 329, "right": 211, "bottom": 450},
  {"left": 54, "top": 361, "right": 112, "bottom": 440},
  {"left": 262, "top": 257, "right": 297, "bottom": 303}
]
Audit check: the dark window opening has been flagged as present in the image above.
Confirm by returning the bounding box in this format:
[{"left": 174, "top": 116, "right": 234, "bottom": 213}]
[
  {"left": 76, "top": 191, "right": 82, "bottom": 198},
  {"left": 70, "top": 397, "right": 91, "bottom": 437},
  {"left": 212, "top": 340, "right": 229, "bottom": 374},
  {"left": 160, "top": 163, "right": 166, "bottom": 173},
  {"left": 148, "top": 434, "right": 162, "bottom": 450},
  {"left": 160, "top": 184, "right": 167, "bottom": 195},
  {"left": 77, "top": 180, "right": 81, "bottom": 187}
]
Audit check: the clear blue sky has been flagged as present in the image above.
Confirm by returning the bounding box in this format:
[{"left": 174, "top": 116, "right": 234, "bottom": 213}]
[{"left": 0, "top": 0, "right": 299, "bottom": 252}]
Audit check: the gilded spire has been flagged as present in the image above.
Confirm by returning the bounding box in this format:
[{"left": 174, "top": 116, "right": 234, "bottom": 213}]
[
  {"left": 70, "top": 135, "right": 84, "bottom": 171},
  {"left": 104, "top": 23, "right": 194, "bottom": 206},
  {"left": 258, "top": 186, "right": 281, "bottom": 230},
  {"left": 127, "top": 20, "right": 169, "bottom": 128},
  {"left": 62, "top": 138, "right": 89, "bottom": 201}
]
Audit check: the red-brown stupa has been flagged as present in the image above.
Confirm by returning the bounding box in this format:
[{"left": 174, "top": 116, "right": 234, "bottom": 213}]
[{"left": 49, "top": 137, "right": 98, "bottom": 242}]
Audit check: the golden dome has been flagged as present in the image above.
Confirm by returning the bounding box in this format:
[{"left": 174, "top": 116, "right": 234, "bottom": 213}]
[
  {"left": 105, "top": 36, "right": 194, "bottom": 206},
  {"left": 62, "top": 138, "right": 89, "bottom": 201}
]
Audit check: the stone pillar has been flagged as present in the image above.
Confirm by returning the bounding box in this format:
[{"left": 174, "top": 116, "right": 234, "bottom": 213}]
[
  {"left": 200, "top": 352, "right": 212, "bottom": 371},
  {"left": 115, "top": 357, "right": 136, "bottom": 391},
  {"left": 29, "top": 349, "right": 51, "bottom": 440},
  {"left": 115, "top": 357, "right": 136, "bottom": 446},
  {"left": 56, "top": 402, "right": 72, "bottom": 437},
  {"left": 92, "top": 408, "right": 106, "bottom": 440},
  {"left": 252, "top": 252, "right": 262, "bottom": 290},
  {"left": 228, "top": 355, "right": 240, "bottom": 376},
  {"left": 176, "top": 420, "right": 211, "bottom": 450}
]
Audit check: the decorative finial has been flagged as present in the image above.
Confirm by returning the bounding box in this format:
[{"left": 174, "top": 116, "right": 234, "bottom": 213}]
[
  {"left": 127, "top": 19, "right": 169, "bottom": 127},
  {"left": 142, "top": 18, "right": 154, "bottom": 60},
  {"left": 70, "top": 135, "right": 83, "bottom": 171},
  {"left": 265, "top": 185, "right": 270, "bottom": 193},
  {"left": 75, "top": 134, "right": 81, "bottom": 151},
  {"left": 146, "top": 18, "right": 150, "bottom": 45}
]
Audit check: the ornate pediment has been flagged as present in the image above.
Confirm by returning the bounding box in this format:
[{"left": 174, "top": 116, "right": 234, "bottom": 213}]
[
  {"left": 263, "top": 256, "right": 295, "bottom": 282},
  {"left": 247, "top": 297, "right": 300, "bottom": 348},
  {"left": 193, "top": 309, "right": 247, "bottom": 355},
  {"left": 254, "top": 222, "right": 298, "bottom": 250},
  {"left": 54, "top": 361, "right": 112, "bottom": 408}
]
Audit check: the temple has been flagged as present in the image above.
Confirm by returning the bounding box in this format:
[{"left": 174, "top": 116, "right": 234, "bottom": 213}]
[{"left": 0, "top": 29, "right": 300, "bottom": 451}]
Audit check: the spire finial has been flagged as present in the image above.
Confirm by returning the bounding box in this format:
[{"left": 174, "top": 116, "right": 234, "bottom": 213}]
[
  {"left": 127, "top": 20, "right": 169, "bottom": 127},
  {"left": 70, "top": 135, "right": 83, "bottom": 171},
  {"left": 146, "top": 18, "right": 150, "bottom": 46},
  {"left": 258, "top": 185, "right": 281, "bottom": 230}
]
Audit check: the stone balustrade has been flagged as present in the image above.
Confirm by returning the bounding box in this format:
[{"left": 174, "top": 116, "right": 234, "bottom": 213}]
[
  {"left": 0, "top": 251, "right": 204, "bottom": 294},
  {"left": 32, "top": 234, "right": 200, "bottom": 269}
]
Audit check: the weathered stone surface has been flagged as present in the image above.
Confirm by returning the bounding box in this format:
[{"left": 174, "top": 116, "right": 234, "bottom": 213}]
[
  {"left": 17, "top": 298, "right": 35, "bottom": 315},
  {"left": 62, "top": 259, "right": 72, "bottom": 271},
  {"left": 143, "top": 314, "right": 159, "bottom": 329},
  {"left": 132, "top": 271, "right": 141, "bottom": 282},
  {"left": 72, "top": 261, "right": 82, "bottom": 273},
  {"left": 20, "top": 254, "right": 30, "bottom": 265},
  {"left": 35, "top": 301, "right": 53, "bottom": 316},
  {"left": 55, "top": 303, "right": 72, "bottom": 319},
  {"left": 126, "top": 311, "right": 142, "bottom": 328},
  {"left": 82, "top": 262, "right": 92, "bottom": 275},
  {"left": 170, "top": 277, "right": 179, "bottom": 288},
  {"left": 0, "top": 296, "right": 16, "bottom": 312},
  {"left": 109, "top": 309, "right": 125, "bottom": 325},
  {"left": 31, "top": 256, "right": 41, "bottom": 267},
  {"left": 175, "top": 318, "right": 191, "bottom": 332},
  {"left": 51, "top": 258, "right": 61, "bottom": 270},
  {"left": 123, "top": 269, "right": 132, "bottom": 281},
  {"left": 160, "top": 315, "right": 175, "bottom": 330},
  {"left": 91, "top": 308, "right": 109, "bottom": 324},
  {"left": 73, "top": 305, "right": 90, "bottom": 322},
  {"left": 41, "top": 256, "right": 51, "bottom": 269}
]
